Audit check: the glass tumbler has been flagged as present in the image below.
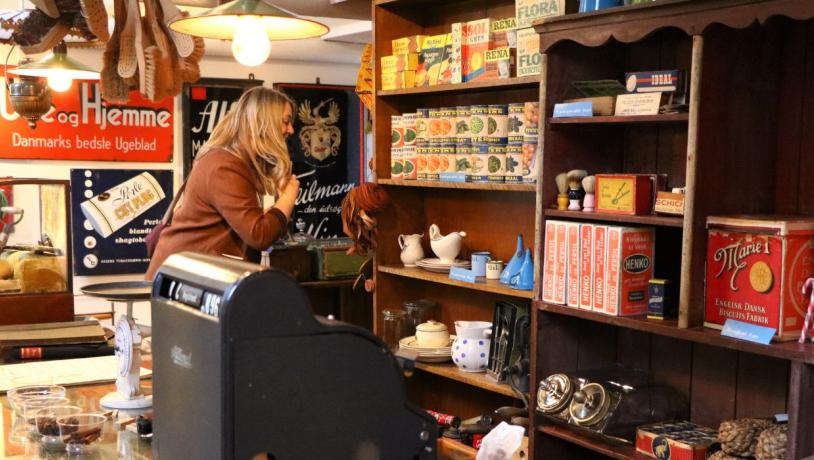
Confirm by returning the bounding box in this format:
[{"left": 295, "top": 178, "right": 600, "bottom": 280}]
[
  {"left": 21, "top": 396, "right": 70, "bottom": 439},
  {"left": 37, "top": 404, "right": 82, "bottom": 447},
  {"left": 381, "top": 309, "right": 407, "bottom": 352},
  {"left": 58, "top": 413, "right": 107, "bottom": 456},
  {"left": 7, "top": 385, "right": 66, "bottom": 443},
  {"left": 403, "top": 299, "right": 438, "bottom": 337}
]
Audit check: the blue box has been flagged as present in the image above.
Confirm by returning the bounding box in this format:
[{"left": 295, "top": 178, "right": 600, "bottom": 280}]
[{"left": 624, "top": 70, "right": 686, "bottom": 94}]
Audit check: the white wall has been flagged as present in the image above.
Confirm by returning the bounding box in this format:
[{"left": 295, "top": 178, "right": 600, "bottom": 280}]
[{"left": 0, "top": 45, "right": 361, "bottom": 327}]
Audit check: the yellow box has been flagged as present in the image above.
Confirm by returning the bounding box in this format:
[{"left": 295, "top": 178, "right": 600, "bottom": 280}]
[
  {"left": 380, "top": 53, "right": 420, "bottom": 73},
  {"left": 392, "top": 35, "right": 427, "bottom": 54},
  {"left": 381, "top": 71, "right": 416, "bottom": 90}
]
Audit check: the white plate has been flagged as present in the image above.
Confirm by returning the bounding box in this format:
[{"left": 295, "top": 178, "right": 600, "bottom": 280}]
[
  {"left": 416, "top": 355, "right": 452, "bottom": 363},
  {"left": 399, "top": 335, "right": 456, "bottom": 350},
  {"left": 416, "top": 258, "right": 470, "bottom": 273}
]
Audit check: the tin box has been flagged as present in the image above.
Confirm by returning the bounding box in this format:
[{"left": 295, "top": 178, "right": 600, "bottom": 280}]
[
  {"left": 705, "top": 215, "right": 814, "bottom": 341},
  {"left": 636, "top": 421, "right": 717, "bottom": 460}
]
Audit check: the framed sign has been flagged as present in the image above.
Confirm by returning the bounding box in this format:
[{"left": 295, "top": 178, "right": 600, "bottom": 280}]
[
  {"left": 181, "top": 77, "right": 263, "bottom": 177},
  {"left": 70, "top": 169, "right": 173, "bottom": 276},
  {"left": 0, "top": 71, "right": 173, "bottom": 162},
  {"left": 274, "top": 82, "right": 365, "bottom": 239}
]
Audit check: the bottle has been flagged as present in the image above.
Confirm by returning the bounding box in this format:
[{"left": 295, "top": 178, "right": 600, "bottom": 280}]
[{"left": 291, "top": 218, "right": 310, "bottom": 243}]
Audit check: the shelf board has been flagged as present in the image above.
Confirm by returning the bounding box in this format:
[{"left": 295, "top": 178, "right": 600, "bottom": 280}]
[
  {"left": 536, "top": 301, "right": 814, "bottom": 364},
  {"left": 300, "top": 279, "right": 355, "bottom": 288},
  {"left": 538, "top": 425, "right": 639, "bottom": 460},
  {"left": 549, "top": 113, "right": 689, "bottom": 125},
  {"left": 377, "top": 75, "right": 540, "bottom": 97},
  {"left": 378, "top": 265, "right": 534, "bottom": 299},
  {"left": 414, "top": 362, "right": 518, "bottom": 399},
  {"left": 378, "top": 179, "right": 536, "bottom": 192},
  {"left": 544, "top": 209, "right": 684, "bottom": 227}
]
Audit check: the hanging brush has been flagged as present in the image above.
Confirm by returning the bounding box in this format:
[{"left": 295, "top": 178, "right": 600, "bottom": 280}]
[
  {"left": 555, "top": 172, "right": 568, "bottom": 210},
  {"left": 582, "top": 176, "right": 596, "bottom": 212}
]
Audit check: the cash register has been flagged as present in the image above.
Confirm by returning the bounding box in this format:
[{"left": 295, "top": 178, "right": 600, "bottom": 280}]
[{"left": 151, "top": 252, "right": 436, "bottom": 459}]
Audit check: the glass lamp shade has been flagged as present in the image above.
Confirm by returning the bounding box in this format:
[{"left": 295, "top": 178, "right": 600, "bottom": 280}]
[
  {"left": 8, "top": 50, "right": 99, "bottom": 81},
  {"left": 168, "top": 0, "right": 329, "bottom": 41}
]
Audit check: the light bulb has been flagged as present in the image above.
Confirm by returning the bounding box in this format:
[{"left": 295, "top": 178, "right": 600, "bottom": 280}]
[
  {"left": 47, "top": 73, "right": 73, "bottom": 92},
  {"left": 231, "top": 19, "right": 270, "bottom": 67}
]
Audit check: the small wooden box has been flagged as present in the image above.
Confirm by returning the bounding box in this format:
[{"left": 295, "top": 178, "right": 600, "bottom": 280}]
[
  {"left": 595, "top": 174, "right": 653, "bottom": 215},
  {"left": 264, "top": 243, "right": 314, "bottom": 282},
  {"left": 309, "top": 243, "right": 367, "bottom": 280}
]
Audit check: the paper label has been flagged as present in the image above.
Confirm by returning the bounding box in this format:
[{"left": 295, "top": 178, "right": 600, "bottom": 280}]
[
  {"left": 614, "top": 93, "right": 662, "bottom": 116},
  {"left": 721, "top": 319, "right": 776, "bottom": 345}
]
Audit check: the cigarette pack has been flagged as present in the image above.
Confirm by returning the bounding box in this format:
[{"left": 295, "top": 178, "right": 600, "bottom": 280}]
[
  {"left": 593, "top": 225, "right": 608, "bottom": 313},
  {"left": 705, "top": 215, "right": 814, "bottom": 340},
  {"left": 579, "top": 224, "right": 594, "bottom": 310},
  {"left": 605, "top": 226, "right": 655, "bottom": 316},
  {"left": 392, "top": 35, "right": 426, "bottom": 54},
  {"left": 566, "top": 222, "right": 580, "bottom": 308},
  {"left": 553, "top": 221, "right": 567, "bottom": 305},
  {"left": 516, "top": 27, "right": 541, "bottom": 77},
  {"left": 462, "top": 19, "right": 492, "bottom": 82},
  {"left": 542, "top": 220, "right": 558, "bottom": 303}
]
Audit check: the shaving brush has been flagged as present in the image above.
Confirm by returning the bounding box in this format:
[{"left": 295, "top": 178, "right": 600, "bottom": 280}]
[
  {"left": 582, "top": 175, "right": 596, "bottom": 212},
  {"left": 555, "top": 172, "right": 569, "bottom": 210},
  {"left": 566, "top": 170, "right": 588, "bottom": 211}
]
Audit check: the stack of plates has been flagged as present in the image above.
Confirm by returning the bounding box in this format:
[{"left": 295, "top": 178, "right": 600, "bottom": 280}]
[
  {"left": 399, "top": 335, "right": 455, "bottom": 362},
  {"left": 415, "top": 258, "right": 471, "bottom": 273}
]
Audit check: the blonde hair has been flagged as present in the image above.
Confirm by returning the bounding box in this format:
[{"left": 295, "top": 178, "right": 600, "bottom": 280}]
[{"left": 197, "top": 86, "right": 294, "bottom": 196}]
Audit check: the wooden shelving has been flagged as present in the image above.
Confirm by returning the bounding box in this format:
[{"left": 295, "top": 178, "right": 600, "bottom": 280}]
[
  {"left": 537, "top": 425, "right": 639, "bottom": 460},
  {"left": 548, "top": 113, "right": 689, "bottom": 125},
  {"left": 536, "top": 301, "right": 814, "bottom": 364},
  {"left": 414, "top": 362, "right": 519, "bottom": 399},
  {"left": 378, "top": 265, "right": 534, "bottom": 299},
  {"left": 544, "top": 209, "right": 683, "bottom": 227},
  {"left": 377, "top": 75, "right": 540, "bottom": 97},
  {"left": 378, "top": 179, "right": 536, "bottom": 192}
]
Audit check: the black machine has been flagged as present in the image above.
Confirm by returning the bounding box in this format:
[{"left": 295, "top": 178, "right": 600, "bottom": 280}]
[{"left": 151, "top": 252, "right": 436, "bottom": 459}]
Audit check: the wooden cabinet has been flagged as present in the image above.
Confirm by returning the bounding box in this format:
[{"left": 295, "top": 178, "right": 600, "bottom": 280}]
[{"left": 531, "top": 1, "right": 814, "bottom": 459}]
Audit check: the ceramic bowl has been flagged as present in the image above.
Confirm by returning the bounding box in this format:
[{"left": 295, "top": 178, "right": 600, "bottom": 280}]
[{"left": 415, "top": 320, "right": 450, "bottom": 347}]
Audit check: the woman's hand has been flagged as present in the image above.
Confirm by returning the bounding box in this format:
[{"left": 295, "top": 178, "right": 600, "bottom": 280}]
[{"left": 274, "top": 175, "right": 300, "bottom": 219}]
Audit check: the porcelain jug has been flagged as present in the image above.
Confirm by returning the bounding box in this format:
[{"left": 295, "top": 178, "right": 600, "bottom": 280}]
[
  {"left": 500, "top": 234, "right": 525, "bottom": 285},
  {"left": 451, "top": 321, "right": 492, "bottom": 373},
  {"left": 429, "top": 224, "right": 466, "bottom": 264},
  {"left": 399, "top": 233, "right": 424, "bottom": 267}
]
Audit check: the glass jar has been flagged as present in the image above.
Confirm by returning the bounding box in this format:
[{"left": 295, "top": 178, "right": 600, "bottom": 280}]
[
  {"left": 381, "top": 309, "right": 407, "bottom": 351},
  {"left": 403, "top": 299, "right": 438, "bottom": 337}
]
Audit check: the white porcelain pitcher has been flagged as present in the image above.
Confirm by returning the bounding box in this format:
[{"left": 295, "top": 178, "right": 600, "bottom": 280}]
[
  {"left": 429, "top": 224, "right": 466, "bottom": 264},
  {"left": 399, "top": 233, "right": 424, "bottom": 267},
  {"left": 451, "top": 321, "right": 492, "bottom": 373}
]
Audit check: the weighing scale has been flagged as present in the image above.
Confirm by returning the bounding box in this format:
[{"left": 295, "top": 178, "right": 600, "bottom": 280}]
[{"left": 80, "top": 281, "right": 152, "bottom": 409}]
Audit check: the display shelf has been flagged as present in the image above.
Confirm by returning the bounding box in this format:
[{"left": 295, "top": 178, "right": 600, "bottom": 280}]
[
  {"left": 378, "top": 265, "right": 534, "bottom": 299},
  {"left": 378, "top": 179, "right": 536, "bottom": 192},
  {"left": 536, "top": 301, "right": 814, "bottom": 364},
  {"left": 548, "top": 113, "right": 689, "bottom": 125},
  {"left": 544, "top": 209, "right": 683, "bottom": 227},
  {"left": 414, "top": 362, "right": 518, "bottom": 399},
  {"left": 537, "top": 425, "right": 639, "bottom": 460},
  {"left": 377, "top": 75, "right": 540, "bottom": 97}
]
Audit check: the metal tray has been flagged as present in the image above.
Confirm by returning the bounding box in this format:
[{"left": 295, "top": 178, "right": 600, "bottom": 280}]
[{"left": 80, "top": 281, "right": 152, "bottom": 301}]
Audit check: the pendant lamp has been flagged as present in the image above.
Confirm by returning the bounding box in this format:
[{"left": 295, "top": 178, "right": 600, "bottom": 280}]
[
  {"left": 9, "top": 41, "right": 99, "bottom": 93},
  {"left": 169, "top": 0, "right": 329, "bottom": 67}
]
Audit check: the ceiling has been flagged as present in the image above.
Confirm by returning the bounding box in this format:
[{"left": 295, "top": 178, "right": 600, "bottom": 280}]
[{"left": 0, "top": 0, "right": 370, "bottom": 64}]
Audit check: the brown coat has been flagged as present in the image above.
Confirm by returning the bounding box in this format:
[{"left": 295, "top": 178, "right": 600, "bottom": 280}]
[{"left": 145, "top": 148, "right": 288, "bottom": 279}]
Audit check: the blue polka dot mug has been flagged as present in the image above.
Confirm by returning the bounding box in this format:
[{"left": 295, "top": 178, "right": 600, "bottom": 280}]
[{"left": 451, "top": 321, "right": 492, "bottom": 373}]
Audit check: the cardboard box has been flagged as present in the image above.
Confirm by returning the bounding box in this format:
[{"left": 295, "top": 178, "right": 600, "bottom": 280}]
[
  {"left": 579, "top": 224, "right": 594, "bottom": 311},
  {"left": 484, "top": 47, "right": 515, "bottom": 79},
  {"left": 566, "top": 222, "right": 580, "bottom": 308},
  {"left": 450, "top": 22, "right": 464, "bottom": 84},
  {"left": 380, "top": 53, "right": 419, "bottom": 73},
  {"left": 517, "top": 27, "right": 541, "bottom": 77},
  {"left": 595, "top": 174, "right": 653, "bottom": 215},
  {"left": 636, "top": 421, "right": 717, "bottom": 460},
  {"left": 554, "top": 221, "right": 567, "bottom": 304},
  {"left": 593, "top": 225, "right": 608, "bottom": 313},
  {"left": 605, "top": 226, "right": 655, "bottom": 316},
  {"left": 491, "top": 17, "right": 517, "bottom": 48},
  {"left": 516, "top": 0, "right": 568, "bottom": 28},
  {"left": 462, "top": 19, "right": 492, "bottom": 82},
  {"left": 416, "top": 34, "right": 451, "bottom": 86},
  {"left": 392, "top": 35, "right": 426, "bottom": 54},
  {"left": 655, "top": 191, "right": 685, "bottom": 215},
  {"left": 381, "top": 71, "right": 416, "bottom": 90},
  {"left": 542, "top": 220, "right": 558, "bottom": 303},
  {"left": 705, "top": 215, "right": 814, "bottom": 341}
]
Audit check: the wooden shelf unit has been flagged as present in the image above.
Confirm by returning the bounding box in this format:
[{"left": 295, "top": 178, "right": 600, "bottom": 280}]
[
  {"left": 379, "top": 265, "right": 534, "bottom": 299},
  {"left": 414, "top": 362, "right": 518, "bottom": 399},
  {"left": 378, "top": 178, "right": 536, "bottom": 192},
  {"left": 373, "top": 0, "right": 539, "bottom": 421},
  {"left": 530, "top": 1, "right": 814, "bottom": 459}
]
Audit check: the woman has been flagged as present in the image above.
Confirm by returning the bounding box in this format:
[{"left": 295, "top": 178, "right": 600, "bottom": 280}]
[{"left": 146, "top": 86, "right": 299, "bottom": 279}]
